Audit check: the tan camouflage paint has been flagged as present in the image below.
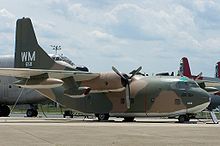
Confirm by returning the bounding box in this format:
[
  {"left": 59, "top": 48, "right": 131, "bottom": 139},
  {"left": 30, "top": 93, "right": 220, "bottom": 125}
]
[{"left": 148, "top": 91, "right": 186, "bottom": 113}]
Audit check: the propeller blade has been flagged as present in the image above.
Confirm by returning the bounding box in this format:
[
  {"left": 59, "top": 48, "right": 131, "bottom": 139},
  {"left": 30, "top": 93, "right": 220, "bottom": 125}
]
[
  {"left": 112, "top": 66, "right": 134, "bottom": 109},
  {"left": 130, "top": 66, "right": 142, "bottom": 79},
  {"left": 112, "top": 66, "right": 126, "bottom": 80},
  {"left": 125, "top": 84, "right": 131, "bottom": 109}
]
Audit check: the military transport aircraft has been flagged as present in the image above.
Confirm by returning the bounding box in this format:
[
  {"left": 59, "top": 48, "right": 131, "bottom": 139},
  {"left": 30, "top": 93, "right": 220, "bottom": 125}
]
[
  {"left": 179, "top": 57, "right": 220, "bottom": 123},
  {"left": 0, "top": 17, "right": 211, "bottom": 122}
]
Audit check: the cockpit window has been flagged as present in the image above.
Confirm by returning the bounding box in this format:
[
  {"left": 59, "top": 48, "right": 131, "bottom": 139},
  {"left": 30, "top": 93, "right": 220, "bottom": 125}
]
[
  {"left": 188, "top": 82, "right": 199, "bottom": 88},
  {"left": 62, "top": 56, "right": 75, "bottom": 66},
  {"left": 176, "top": 82, "right": 189, "bottom": 90},
  {"left": 174, "top": 81, "right": 199, "bottom": 90}
]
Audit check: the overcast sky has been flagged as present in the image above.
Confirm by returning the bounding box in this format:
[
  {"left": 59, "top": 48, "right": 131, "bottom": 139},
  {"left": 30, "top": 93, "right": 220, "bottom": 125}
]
[{"left": 0, "top": 0, "right": 220, "bottom": 76}]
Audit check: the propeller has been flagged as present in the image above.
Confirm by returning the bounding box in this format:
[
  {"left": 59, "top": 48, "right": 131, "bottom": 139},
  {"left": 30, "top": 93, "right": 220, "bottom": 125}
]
[{"left": 112, "top": 66, "right": 142, "bottom": 109}]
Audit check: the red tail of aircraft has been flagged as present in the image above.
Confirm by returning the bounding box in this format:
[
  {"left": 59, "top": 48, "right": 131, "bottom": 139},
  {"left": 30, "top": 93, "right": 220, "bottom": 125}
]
[
  {"left": 179, "top": 57, "right": 203, "bottom": 80},
  {"left": 179, "top": 57, "right": 192, "bottom": 77}
]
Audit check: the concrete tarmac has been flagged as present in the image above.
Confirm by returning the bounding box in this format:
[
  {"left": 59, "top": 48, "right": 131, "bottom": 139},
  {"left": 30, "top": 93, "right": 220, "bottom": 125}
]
[{"left": 0, "top": 117, "right": 219, "bottom": 146}]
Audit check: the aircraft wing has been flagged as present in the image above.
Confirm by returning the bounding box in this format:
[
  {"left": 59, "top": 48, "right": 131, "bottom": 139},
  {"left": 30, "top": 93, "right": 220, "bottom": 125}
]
[{"left": 0, "top": 68, "right": 99, "bottom": 81}]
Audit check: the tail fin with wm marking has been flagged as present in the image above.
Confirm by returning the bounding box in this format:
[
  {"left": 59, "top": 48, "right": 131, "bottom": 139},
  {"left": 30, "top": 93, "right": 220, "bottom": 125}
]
[{"left": 15, "top": 17, "right": 59, "bottom": 69}]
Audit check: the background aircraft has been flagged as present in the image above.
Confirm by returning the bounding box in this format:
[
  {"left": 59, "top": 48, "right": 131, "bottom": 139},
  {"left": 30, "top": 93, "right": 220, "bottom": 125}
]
[{"left": 0, "top": 17, "right": 210, "bottom": 123}]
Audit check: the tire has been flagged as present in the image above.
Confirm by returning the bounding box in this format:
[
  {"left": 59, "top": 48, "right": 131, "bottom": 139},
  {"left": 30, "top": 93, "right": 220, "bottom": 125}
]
[
  {"left": 0, "top": 105, "right": 10, "bottom": 117},
  {"left": 33, "top": 110, "right": 38, "bottom": 117},
  {"left": 123, "top": 117, "right": 135, "bottom": 122},
  {"left": 26, "top": 109, "right": 38, "bottom": 117},
  {"left": 185, "top": 116, "right": 190, "bottom": 122},
  {"left": 97, "top": 113, "right": 109, "bottom": 121},
  {"left": 178, "top": 115, "right": 189, "bottom": 123}
]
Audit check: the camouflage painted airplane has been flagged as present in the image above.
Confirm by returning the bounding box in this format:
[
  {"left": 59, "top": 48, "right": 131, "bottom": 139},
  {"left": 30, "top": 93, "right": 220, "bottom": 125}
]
[{"left": 0, "top": 18, "right": 211, "bottom": 122}]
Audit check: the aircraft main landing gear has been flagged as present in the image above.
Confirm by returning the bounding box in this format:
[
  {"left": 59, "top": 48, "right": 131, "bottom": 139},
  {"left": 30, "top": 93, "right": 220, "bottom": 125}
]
[
  {"left": 123, "top": 117, "right": 135, "bottom": 122},
  {"left": 95, "top": 113, "right": 109, "bottom": 121},
  {"left": 63, "top": 110, "right": 73, "bottom": 118},
  {"left": 178, "top": 115, "right": 190, "bottom": 123},
  {"left": 0, "top": 105, "right": 10, "bottom": 117},
  {"left": 26, "top": 109, "right": 38, "bottom": 117},
  {"left": 26, "top": 104, "right": 38, "bottom": 117}
]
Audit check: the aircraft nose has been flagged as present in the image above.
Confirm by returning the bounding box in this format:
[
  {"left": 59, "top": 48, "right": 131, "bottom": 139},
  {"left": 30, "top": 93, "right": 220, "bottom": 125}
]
[
  {"left": 200, "top": 89, "right": 210, "bottom": 103},
  {"left": 186, "top": 88, "right": 210, "bottom": 113}
]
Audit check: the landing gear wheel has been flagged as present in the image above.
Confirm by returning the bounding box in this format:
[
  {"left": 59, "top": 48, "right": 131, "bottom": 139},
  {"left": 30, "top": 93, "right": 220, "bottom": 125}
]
[
  {"left": 26, "top": 109, "right": 38, "bottom": 117},
  {"left": 123, "top": 117, "right": 135, "bottom": 122},
  {"left": 178, "top": 115, "right": 190, "bottom": 123},
  {"left": 0, "top": 105, "right": 10, "bottom": 117},
  {"left": 63, "top": 110, "right": 73, "bottom": 118},
  {"left": 96, "top": 113, "right": 109, "bottom": 121}
]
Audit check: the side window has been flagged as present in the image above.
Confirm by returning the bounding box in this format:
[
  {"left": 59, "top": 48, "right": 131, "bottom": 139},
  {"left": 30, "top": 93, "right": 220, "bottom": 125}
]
[
  {"left": 176, "top": 82, "right": 189, "bottom": 90},
  {"left": 188, "top": 82, "right": 199, "bottom": 88},
  {"left": 188, "top": 92, "right": 193, "bottom": 97},
  {"left": 175, "top": 99, "right": 181, "bottom": 105},
  {"left": 181, "top": 92, "right": 187, "bottom": 97}
]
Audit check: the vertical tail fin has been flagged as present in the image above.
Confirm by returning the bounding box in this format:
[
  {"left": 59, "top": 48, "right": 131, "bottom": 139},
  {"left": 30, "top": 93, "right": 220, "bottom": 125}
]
[
  {"left": 15, "top": 17, "right": 56, "bottom": 69},
  {"left": 179, "top": 57, "right": 192, "bottom": 77},
  {"left": 215, "top": 62, "right": 220, "bottom": 78}
]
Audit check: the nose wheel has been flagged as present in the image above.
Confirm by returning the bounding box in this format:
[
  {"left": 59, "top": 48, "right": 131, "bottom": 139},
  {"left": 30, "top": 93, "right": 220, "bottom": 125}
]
[
  {"left": 178, "top": 115, "right": 190, "bottom": 123},
  {"left": 26, "top": 104, "right": 38, "bottom": 117},
  {"left": 26, "top": 109, "right": 38, "bottom": 117}
]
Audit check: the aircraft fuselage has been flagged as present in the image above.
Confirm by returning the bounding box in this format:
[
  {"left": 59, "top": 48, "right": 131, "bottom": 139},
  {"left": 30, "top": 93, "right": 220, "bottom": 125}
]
[{"left": 37, "top": 75, "right": 210, "bottom": 118}]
